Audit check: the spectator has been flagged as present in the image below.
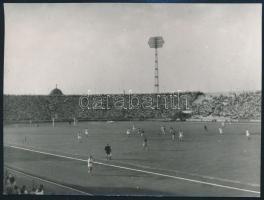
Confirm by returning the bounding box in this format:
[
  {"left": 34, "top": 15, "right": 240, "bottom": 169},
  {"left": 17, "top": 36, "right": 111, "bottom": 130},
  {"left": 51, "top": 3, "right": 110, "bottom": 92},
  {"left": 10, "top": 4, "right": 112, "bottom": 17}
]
[
  {"left": 35, "top": 184, "right": 44, "bottom": 195},
  {"left": 13, "top": 185, "right": 21, "bottom": 194},
  {"left": 5, "top": 180, "right": 13, "bottom": 195},
  {"left": 3, "top": 172, "right": 45, "bottom": 195},
  {"left": 20, "top": 185, "right": 28, "bottom": 194},
  {"left": 9, "top": 175, "right": 16, "bottom": 190},
  {"left": 30, "top": 184, "right": 37, "bottom": 195}
]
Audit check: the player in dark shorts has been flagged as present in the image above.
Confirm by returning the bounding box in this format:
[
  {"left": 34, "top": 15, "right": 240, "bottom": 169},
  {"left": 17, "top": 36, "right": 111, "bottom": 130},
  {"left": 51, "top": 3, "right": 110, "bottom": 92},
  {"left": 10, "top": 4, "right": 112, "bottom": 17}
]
[
  {"left": 141, "top": 130, "right": 145, "bottom": 137},
  {"left": 171, "top": 128, "right": 176, "bottom": 140},
  {"left": 138, "top": 128, "right": 144, "bottom": 136},
  {"left": 169, "top": 127, "right": 175, "bottom": 140},
  {"left": 204, "top": 125, "right": 208, "bottom": 131},
  {"left": 87, "top": 155, "right": 94, "bottom": 174},
  {"left": 137, "top": 128, "right": 141, "bottom": 135},
  {"left": 143, "top": 137, "right": 148, "bottom": 150},
  {"left": 104, "top": 144, "right": 112, "bottom": 160}
]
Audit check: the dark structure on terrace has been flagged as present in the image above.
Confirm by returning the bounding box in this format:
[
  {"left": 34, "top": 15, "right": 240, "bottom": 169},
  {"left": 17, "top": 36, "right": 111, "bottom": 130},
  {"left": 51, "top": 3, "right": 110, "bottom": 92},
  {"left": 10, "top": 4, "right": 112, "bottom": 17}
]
[{"left": 50, "top": 85, "right": 63, "bottom": 96}]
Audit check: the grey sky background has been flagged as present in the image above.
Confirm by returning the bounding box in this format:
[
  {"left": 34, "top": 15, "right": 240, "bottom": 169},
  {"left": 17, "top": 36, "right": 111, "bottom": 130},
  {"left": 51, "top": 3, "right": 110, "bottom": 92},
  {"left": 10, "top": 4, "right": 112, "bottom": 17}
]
[{"left": 4, "top": 3, "right": 261, "bottom": 95}]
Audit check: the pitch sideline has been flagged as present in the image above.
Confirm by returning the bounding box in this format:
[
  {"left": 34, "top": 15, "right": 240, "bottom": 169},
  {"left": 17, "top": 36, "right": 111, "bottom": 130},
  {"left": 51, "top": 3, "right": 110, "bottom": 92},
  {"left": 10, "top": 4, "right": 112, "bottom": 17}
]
[
  {"left": 5, "top": 144, "right": 260, "bottom": 195},
  {"left": 6, "top": 142, "right": 259, "bottom": 188}
]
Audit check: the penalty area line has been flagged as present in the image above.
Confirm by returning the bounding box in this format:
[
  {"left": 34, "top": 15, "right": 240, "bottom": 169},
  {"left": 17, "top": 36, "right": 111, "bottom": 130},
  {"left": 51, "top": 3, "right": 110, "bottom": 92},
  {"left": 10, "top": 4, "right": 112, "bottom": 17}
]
[
  {"left": 4, "top": 166, "right": 93, "bottom": 195},
  {"left": 5, "top": 144, "right": 260, "bottom": 195}
]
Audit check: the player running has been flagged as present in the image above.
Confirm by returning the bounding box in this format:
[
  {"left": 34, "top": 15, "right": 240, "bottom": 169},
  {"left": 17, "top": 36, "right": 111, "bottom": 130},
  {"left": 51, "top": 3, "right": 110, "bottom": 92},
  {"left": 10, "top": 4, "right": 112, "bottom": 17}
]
[
  {"left": 84, "top": 129, "right": 89, "bottom": 137},
  {"left": 137, "top": 128, "right": 141, "bottom": 135},
  {"left": 137, "top": 128, "right": 144, "bottom": 136},
  {"left": 219, "top": 127, "right": 223, "bottom": 135},
  {"left": 142, "top": 137, "right": 148, "bottom": 150},
  {"left": 169, "top": 127, "right": 175, "bottom": 140},
  {"left": 77, "top": 132, "right": 82, "bottom": 143},
  {"left": 204, "top": 125, "right": 208, "bottom": 132},
  {"left": 246, "top": 130, "right": 251, "bottom": 140},
  {"left": 140, "top": 129, "right": 144, "bottom": 137},
  {"left": 178, "top": 129, "right": 183, "bottom": 142},
  {"left": 126, "top": 129, "right": 131, "bottom": 137},
  {"left": 161, "top": 126, "right": 166, "bottom": 135},
  {"left": 87, "top": 155, "right": 94, "bottom": 174},
  {"left": 132, "top": 124, "right": 136, "bottom": 132},
  {"left": 104, "top": 144, "right": 112, "bottom": 160}
]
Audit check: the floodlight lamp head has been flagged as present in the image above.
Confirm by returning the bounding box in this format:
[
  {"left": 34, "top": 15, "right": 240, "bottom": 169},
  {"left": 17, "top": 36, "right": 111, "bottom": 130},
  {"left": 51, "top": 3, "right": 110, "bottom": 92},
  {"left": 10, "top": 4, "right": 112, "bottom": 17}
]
[{"left": 148, "top": 36, "right": 165, "bottom": 48}]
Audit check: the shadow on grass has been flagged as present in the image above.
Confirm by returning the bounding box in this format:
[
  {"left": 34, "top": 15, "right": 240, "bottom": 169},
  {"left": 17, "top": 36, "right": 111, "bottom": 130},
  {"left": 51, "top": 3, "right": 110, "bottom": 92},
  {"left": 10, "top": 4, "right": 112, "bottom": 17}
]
[
  {"left": 114, "top": 158, "right": 148, "bottom": 162},
  {"left": 92, "top": 173, "right": 150, "bottom": 178},
  {"left": 66, "top": 184, "right": 176, "bottom": 196},
  {"left": 150, "top": 148, "right": 185, "bottom": 152}
]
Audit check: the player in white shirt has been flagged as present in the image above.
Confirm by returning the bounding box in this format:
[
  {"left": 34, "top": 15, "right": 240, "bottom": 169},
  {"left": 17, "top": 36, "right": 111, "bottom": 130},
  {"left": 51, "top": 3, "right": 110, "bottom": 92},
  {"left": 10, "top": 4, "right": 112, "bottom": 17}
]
[
  {"left": 140, "top": 129, "right": 144, "bottom": 137},
  {"left": 178, "top": 130, "right": 183, "bottom": 142},
  {"left": 132, "top": 124, "right": 136, "bottom": 132},
  {"left": 126, "top": 129, "right": 131, "bottom": 136},
  {"left": 77, "top": 132, "right": 82, "bottom": 143},
  {"left": 161, "top": 126, "right": 166, "bottom": 135},
  {"left": 84, "top": 129, "right": 89, "bottom": 137},
  {"left": 87, "top": 155, "right": 94, "bottom": 174},
  {"left": 246, "top": 130, "right": 251, "bottom": 140},
  {"left": 221, "top": 122, "right": 225, "bottom": 127},
  {"left": 219, "top": 127, "right": 223, "bottom": 135}
]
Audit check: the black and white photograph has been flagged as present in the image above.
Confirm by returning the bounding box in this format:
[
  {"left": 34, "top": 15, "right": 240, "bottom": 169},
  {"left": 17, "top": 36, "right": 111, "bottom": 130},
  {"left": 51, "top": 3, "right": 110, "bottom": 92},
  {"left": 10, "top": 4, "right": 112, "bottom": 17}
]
[{"left": 3, "top": 2, "right": 261, "bottom": 196}]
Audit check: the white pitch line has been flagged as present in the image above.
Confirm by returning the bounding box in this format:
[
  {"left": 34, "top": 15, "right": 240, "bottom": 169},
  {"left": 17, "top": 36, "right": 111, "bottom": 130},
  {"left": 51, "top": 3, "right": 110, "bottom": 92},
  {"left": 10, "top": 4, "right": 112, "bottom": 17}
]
[
  {"left": 93, "top": 162, "right": 260, "bottom": 195},
  {"left": 5, "top": 144, "right": 260, "bottom": 195},
  {"left": 110, "top": 159, "right": 260, "bottom": 187},
  {"left": 8, "top": 142, "right": 257, "bottom": 187},
  {"left": 17, "top": 142, "right": 260, "bottom": 187},
  {"left": 4, "top": 166, "right": 93, "bottom": 195}
]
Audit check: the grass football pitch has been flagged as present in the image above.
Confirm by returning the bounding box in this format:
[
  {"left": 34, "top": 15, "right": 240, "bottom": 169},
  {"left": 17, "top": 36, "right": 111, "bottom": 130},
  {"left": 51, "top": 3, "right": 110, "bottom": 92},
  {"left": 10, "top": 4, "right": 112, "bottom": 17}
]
[{"left": 4, "top": 121, "right": 261, "bottom": 196}]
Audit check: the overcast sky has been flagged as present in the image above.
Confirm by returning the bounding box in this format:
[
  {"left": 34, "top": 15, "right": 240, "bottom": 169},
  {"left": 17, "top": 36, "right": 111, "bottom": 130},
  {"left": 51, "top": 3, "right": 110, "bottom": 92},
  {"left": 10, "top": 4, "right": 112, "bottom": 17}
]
[{"left": 4, "top": 3, "right": 261, "bottom": 95}]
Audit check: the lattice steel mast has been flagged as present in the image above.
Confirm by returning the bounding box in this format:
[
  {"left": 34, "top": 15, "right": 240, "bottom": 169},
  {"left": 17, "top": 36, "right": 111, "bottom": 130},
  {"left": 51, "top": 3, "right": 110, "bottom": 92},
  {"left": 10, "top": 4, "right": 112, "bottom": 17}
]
[{"left": 148, "top": 36, "right": 164, "bottom": 93}]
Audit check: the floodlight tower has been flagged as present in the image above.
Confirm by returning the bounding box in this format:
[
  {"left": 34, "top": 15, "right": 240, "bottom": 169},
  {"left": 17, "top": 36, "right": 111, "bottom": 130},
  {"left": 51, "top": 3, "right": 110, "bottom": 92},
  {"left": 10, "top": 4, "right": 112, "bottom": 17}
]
[{"left": 148, "top": 36, "right": 164, "bottom": 93}]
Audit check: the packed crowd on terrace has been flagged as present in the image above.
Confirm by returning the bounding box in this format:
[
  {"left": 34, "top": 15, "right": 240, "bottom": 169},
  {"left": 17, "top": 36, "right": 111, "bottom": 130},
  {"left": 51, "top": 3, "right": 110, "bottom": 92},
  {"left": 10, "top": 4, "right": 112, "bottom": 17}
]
[
  {"left": 3, "top": 91, "right": 261, "bottom": 123},
  {"left": 192, "top": 91, "right": 261, "bottom": 120},
  {"left": 3, "top": 170, "right": 44, "bottom": 195}
]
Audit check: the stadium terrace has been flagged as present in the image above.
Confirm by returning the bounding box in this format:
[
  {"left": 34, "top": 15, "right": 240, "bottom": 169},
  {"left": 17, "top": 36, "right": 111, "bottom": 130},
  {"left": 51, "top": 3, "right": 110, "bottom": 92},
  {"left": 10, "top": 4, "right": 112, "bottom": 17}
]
[{"left": 3, "top": 90, "right": 260, "bottom": 123}]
